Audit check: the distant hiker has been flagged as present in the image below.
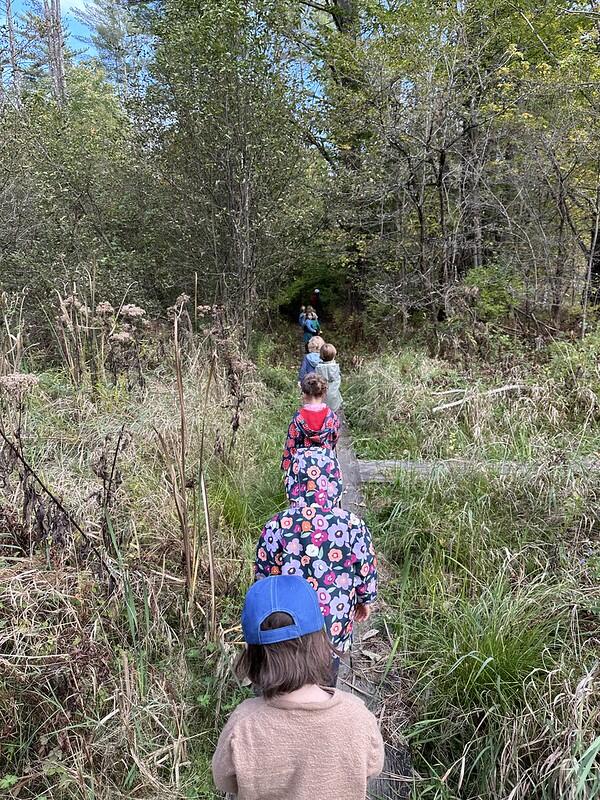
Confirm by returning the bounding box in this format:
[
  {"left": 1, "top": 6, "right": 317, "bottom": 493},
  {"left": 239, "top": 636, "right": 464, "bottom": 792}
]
[
  {"left": 256, "top": 449, "right": 378, "bottom": 672},
  {"left": 302, "top": 310, "right": 321, "bottom": 350},
  {"left": 281, "top": 372, "right": 339, "bottom": 474},
  {"left": 212, "top": 575, "right": 385, "bottom": 800},
  {"left": 298, "top": 305, "right": 307, "bottom": 327},
  {"left": 298, "top": 335, "right": 325, "bottom": 384},
  {"left": 310, "top": 288, "right": 322, "bottom": 316},
  {"left": 317, "top": 343, "right": 343, "bottom": 412}
]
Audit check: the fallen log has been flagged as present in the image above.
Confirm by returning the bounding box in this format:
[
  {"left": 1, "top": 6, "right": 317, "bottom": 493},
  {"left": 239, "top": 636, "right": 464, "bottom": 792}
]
[{"left": 432, "top": 383, "right": 529, "bottom": 413}]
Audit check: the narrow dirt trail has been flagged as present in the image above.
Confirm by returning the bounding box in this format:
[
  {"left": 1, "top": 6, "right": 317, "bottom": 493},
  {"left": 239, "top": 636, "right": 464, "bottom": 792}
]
[{"left": 337, "top": 416, "right": 412, "bottom": 800}]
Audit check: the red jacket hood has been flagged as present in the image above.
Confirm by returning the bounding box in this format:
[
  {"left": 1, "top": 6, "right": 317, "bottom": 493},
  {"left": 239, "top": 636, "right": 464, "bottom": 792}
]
[{"left": 298, "top": 407, "right": 330, "bottom": 436}]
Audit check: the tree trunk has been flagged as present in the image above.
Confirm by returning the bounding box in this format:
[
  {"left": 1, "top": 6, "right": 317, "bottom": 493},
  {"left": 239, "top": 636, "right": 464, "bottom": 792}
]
[
  {"left": 6, "top": 0, "right": 22, "bottom": 104},
  {"left": 43, "top": 0, "right": 67, "bottom": 106}
]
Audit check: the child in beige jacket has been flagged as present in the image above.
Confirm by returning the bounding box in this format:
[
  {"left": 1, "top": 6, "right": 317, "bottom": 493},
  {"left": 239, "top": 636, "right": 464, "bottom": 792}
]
[{"left": 212, "top": 575, "right": 384, "bottom": 800}]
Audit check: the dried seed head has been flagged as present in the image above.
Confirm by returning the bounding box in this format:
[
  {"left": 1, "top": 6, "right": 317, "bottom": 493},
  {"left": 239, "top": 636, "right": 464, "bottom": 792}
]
[
  {"left": 109, "top": 331, "right": 134, "bottom": 345},
  {"left": 120, "top": 304, "right": 146, "bottom": 321},
  {"left": 0, "top": 372, "right": 39, "bottom": 398},
  {"left": 175, "top": 293, "right": 190, "bottom": 307},
  {"left": 95, "top": 301, "right": 115, "bottom": 317}
]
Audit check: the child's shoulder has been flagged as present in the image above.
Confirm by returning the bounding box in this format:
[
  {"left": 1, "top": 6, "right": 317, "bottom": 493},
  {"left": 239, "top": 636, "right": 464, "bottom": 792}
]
[
  {"left": 334, "top": 689, "right": 378, "bottom": 721},
  {"left": 227, "top": 696, "right": 270, "bottom": 726}
]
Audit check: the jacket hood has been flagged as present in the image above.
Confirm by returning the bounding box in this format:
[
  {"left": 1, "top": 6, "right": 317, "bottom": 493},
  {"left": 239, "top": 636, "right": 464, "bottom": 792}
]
[
  {"left": 306, "top": 352, "right": 321, "bottom": 366},
  {"left": 287, "top": 447, "right": 343, "bottom": 508},
  {"left": 297, "top": 407, "right": 331, "bottom": 440}
]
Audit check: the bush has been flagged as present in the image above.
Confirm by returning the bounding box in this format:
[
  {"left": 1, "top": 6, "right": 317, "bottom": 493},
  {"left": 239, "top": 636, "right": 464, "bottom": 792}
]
[{"left": 464, "top": 263, "right": 521, "bottom": 322}]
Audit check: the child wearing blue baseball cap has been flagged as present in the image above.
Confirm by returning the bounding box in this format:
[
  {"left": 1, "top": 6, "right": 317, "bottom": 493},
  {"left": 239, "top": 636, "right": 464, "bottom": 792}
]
[{"left": 212, "top": 575, "right": 385, "bottom": 800}]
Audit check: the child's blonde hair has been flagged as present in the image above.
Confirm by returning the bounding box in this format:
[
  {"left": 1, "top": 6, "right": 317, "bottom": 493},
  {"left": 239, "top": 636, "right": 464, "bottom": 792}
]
[
  {"left": 320, "top": 343, "right": 336, "bottom": 362},
  {"left": 307, "top": 336, "right": 325, "bottom": 353}
]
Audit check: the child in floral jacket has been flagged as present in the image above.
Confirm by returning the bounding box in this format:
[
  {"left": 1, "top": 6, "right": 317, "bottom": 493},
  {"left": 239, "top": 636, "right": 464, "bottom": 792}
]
[
  {"left": 284, "top": 446, "right": 343, "bottom": 507},
  {"left": 281, "top": 373, "right": 340, "bottom": 474},
  {"left": 256, "top": 449, "right": 377, "bottom": 653}
]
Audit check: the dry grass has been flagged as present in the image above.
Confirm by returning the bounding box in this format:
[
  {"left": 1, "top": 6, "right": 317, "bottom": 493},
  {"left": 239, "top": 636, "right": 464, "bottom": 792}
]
[
  {"left": 345, "top": 341, "right": 600, "bottom": 463},
  {"left": 0, "top": 312, "right": 290, "bottom": 798}
]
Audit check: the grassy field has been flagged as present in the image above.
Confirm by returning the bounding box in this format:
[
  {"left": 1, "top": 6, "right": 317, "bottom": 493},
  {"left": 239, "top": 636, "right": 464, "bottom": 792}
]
[{"left": 345, "top": 344, "right": 600, "bottom": 800}]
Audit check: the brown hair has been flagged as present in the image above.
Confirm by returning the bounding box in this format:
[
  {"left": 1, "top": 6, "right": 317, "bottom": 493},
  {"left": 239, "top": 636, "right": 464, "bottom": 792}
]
[
  {"left": 307, "top": 335, "right": 324, "bottom": 353},
  {"left": 301, "top": 372, "right": 327, "bottom": 398},
  {"left": 320, "top": 343, "right": 336, "bottom": 362},
  {"left": 236, "top": 612, "right": 334, "bottom": 697}
]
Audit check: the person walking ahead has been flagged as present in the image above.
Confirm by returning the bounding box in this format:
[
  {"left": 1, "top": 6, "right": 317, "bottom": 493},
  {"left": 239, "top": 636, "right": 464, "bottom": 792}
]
[
  {"left": 281, "top": 373, "right": 339, "bottom": 474},
  {"left": 298, "top": 335, "right": 324, "bottom": 384},
  {"left": 256, "top": 449, "right": 378, "bottom": 657},
  {"left": 302, "top": 309, "right": 321, "bottom": 350},
  {"left": 212, "top": 575, "right": 384, "bottom": 800},
  {"left": 316, "top": 343, "right": 343, "bottom": 413}
]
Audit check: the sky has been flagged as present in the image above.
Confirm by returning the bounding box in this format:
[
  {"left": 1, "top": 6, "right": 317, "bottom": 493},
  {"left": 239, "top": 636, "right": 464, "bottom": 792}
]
[{"left": 61, "top": 0, "right": 94, "bottom": 52}]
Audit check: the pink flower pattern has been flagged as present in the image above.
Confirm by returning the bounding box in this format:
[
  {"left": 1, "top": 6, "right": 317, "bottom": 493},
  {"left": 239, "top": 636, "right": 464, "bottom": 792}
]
[{"left": 255, "top": 452, "right": 377, "bottom": 651}]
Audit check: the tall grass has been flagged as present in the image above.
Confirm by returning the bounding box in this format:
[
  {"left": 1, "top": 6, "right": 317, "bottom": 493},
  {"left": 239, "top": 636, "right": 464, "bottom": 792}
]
[
  {"left": 345, "top": 342, "right": 600, "bottom": 462},
  {"left": 370, "top": 469, "right": 594, "bottom": 581},
  {"left": 364, "top": 379, "right": 600, "bottom": 799},
  {"left": 0, "top": 313, "right": 291, "bottom": 798}
]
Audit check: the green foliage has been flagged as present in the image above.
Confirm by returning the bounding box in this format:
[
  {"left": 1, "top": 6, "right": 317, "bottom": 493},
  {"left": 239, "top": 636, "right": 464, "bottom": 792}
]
[
  {"left": 371, "top": 470, "right": 588, "bottom": 578},
  {"left": 252, "top": 332, "right": 299, "bottom": 394},
  {"left": 464, "top": 264, "right": 521, "bottom": 321},
  {"left": 546, "top": 328, "right": 600, "bottom": 393},
  {"left": 368, "top": 464, "right": 599, "bottom": 798},
  {"left": 408, "top": 577, "right": 565, "bottom": 716}
]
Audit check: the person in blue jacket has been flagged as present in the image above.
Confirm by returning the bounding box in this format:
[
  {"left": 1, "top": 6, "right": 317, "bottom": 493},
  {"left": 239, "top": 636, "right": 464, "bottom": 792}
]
[
  {"left": 302, "top": 310, "right": 321, "bottom": 351},
  {"left": 298, "top": 336, "right": 324, "bottom": 385}
]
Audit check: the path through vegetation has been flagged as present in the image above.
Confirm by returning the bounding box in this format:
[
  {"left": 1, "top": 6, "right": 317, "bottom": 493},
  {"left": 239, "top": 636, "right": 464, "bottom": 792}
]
[{"left": 337, "top": 418, "right": 412, "bottom": 800}]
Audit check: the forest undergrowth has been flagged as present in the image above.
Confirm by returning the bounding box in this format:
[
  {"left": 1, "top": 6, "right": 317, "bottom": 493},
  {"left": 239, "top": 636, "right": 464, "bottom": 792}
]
[
  {"left": 345, "top": 339, "right": 600, "bottom": 800},
  {"left": 0, "top": 300, "right": 296, "bottom": 799},
  {"left": 345, "top": 335, "right": 600, "bottom": 464}
]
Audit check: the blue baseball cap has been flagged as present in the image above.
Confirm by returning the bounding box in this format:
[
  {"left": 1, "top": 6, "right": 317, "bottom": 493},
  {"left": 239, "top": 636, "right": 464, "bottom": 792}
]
[{"left": 242, "top": 575, "right": 325, "bottom": 645}]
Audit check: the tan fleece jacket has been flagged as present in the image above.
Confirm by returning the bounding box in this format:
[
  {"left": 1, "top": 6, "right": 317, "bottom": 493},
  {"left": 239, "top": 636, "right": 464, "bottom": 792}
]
[{"left": 212, "top": 688, "right": 385, "bottom": 800}]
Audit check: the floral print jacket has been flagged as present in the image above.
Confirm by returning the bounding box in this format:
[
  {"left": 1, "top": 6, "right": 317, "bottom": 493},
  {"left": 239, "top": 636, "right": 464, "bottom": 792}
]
[
  {"left": 284, "top": 447, "right": 343, "bottom": 506},
  {"left": 280, "top": 405, "right": 340, "bottom": 473},
  {"left": 256, "top": 450, "right": 377, "bottom": 651}
]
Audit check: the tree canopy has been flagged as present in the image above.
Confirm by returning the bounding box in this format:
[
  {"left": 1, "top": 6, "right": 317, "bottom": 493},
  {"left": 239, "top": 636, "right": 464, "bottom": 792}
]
[{"left": 1, "top": 0, "right": 599, "bottom": 336}]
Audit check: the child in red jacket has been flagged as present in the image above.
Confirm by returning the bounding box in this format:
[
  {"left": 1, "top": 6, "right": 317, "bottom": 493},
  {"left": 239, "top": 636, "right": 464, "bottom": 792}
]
[{"left": 281, "top": 373, "right": 340, "bottom": 475}]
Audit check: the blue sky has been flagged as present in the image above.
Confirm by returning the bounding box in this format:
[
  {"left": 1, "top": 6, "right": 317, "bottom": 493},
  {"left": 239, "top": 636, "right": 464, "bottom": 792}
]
[{"left": 61, "top": 0, "right": 95, "bottom": 56}]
